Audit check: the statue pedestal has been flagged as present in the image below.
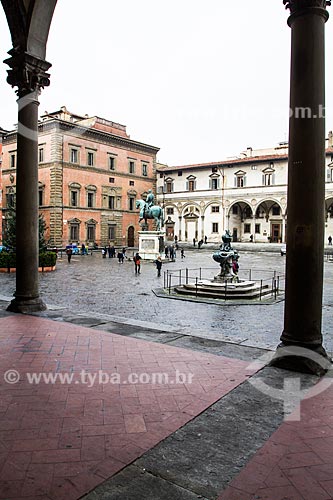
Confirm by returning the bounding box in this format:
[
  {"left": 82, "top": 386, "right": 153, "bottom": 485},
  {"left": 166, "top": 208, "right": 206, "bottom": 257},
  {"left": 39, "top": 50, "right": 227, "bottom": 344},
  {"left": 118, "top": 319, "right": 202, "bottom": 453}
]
[{"left": 138, "top": 231, "right": 165, "bottom": 260}]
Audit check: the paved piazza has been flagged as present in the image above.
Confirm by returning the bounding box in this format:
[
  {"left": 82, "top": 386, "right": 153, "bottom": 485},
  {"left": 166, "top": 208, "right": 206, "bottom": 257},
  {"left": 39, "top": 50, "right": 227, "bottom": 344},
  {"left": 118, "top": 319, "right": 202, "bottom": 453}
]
[{"left": 1, "top": 247, "right": 333, "bottom": 353}]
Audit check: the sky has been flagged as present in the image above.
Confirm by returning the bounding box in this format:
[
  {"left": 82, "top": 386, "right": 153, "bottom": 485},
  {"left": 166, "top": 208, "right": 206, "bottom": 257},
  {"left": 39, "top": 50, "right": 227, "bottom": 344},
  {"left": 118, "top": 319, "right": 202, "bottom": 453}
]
[{"left": 0, "top": 0, "right": 333, "bottom": 166}]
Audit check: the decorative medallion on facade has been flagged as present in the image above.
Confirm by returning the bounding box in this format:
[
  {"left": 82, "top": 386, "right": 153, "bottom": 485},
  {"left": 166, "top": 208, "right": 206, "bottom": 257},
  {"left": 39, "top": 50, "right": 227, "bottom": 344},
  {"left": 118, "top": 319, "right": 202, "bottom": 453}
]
[{"left": 283, "top": 0, "right": 331, "bottom": 12}]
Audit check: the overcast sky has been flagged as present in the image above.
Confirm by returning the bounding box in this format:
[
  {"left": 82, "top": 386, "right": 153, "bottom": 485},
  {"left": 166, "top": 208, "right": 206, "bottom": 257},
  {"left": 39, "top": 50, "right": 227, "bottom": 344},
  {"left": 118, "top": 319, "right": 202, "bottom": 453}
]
[{"left": 0, "top": 0, "right": 333, "bottom": 165}]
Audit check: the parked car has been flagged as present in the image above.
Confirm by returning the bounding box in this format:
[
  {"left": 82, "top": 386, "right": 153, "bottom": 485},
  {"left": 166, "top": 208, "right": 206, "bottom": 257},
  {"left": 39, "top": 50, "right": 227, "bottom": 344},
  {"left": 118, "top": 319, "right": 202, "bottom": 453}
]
[{"left": 280, "top": 245, "right": 286, "bottom": 256}]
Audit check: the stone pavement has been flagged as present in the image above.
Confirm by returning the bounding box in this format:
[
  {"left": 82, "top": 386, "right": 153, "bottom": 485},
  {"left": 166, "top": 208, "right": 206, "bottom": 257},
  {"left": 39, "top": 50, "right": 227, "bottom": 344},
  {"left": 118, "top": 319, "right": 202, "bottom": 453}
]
[{"left": 0, "top": 245, "right": 332, "bottom": 499}]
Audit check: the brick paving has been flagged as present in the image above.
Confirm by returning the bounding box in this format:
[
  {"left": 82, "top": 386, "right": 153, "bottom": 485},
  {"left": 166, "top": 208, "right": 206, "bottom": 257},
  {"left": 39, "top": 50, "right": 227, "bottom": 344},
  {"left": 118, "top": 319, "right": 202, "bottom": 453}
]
[
  {"left": 0, "top": 315, "right": 257, "bottom": 500},
  {"left": 0, "top": 247, "right": 333, "bottom": 499},
  {"left": 217, "top": 377, "right": 333, "bottom": 500}
]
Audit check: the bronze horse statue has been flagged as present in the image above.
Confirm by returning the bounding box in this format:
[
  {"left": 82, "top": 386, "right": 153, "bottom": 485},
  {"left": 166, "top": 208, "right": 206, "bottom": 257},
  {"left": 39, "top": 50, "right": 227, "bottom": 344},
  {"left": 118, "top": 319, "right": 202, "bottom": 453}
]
[{"left": 136, "top": 199, "right": 164, "bottom": 231}]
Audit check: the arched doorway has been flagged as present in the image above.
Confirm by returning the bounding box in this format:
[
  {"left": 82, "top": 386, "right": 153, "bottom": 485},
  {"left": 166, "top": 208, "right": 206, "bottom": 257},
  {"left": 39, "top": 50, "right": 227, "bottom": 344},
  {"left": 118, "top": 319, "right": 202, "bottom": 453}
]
[{"left": 127, "top": 226, "right": 135, "bottom": 247}]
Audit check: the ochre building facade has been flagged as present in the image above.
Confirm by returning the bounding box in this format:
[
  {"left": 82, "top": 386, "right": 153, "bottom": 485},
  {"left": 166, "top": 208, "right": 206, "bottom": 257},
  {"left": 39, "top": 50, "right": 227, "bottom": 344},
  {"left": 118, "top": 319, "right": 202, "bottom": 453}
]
[{"left": 0, "top": 107, "right": 159, "bottom": 248}]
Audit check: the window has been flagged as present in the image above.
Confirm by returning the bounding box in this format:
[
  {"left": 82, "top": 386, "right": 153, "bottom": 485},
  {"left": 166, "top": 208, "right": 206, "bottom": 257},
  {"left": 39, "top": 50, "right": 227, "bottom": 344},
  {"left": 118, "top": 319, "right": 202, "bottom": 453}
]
[
  {"left": 186, "top": 176, "right": 196, "bottom": 192},
  {"left": 166, "top": 207, "right": 174, "bottom": 215},
  {"left": 87, "top": 192, "right": 94, "bottom": 208},
  {"left": 212, "top": 222, "right": 219, "bottom": 233},
  {"left": 109, "top": 177, "right": 115, "bottom": 183},
  {"left": 108, "top": 225, "right": 116, "bottom": 240},
  {"left": 178, "top": 171, "right": 183, "bottom": 176},
  {"left": 71, "top": 190, "right": 78, "bottom": 207},
  {"left": 263, "top": 173, "right": 273, "bottom": 186},
  {"left": 108, "top": 196, "right": 115, "bottom": 209},
  {"left": 109, "top": 156, "right": 116, "bottom": 170},
  {"left": 10, "top": 154, "right": 16, "bottom": 168},
  {"left": 234, "top": 171, "right": 246, "bottom": 188},
  {"left": 244, "top": 223, "right": 251, "bottom": 233},
  {"left": 129, "top": 180, "right": 135, "bottom": 186},
  {"left": 87, "top": 151, "right": 94, "bottom": 167},
  {"left": 129, "top": 197, "right": 135, "bottom": 211},
  {"left": 328, "top": 168, "right": 333, "bottom": 182},
  {"left": 129, "top": 160, "right": 135, "bottom": 174},
  {"left": 251, "top": 165, "right": 257, "bottom": 170},
  {"left": 188, "top": 180, "right": 195, "bottom": 191},
  {"left": 87, "top": 224, "right": 96, "bottom": 241},
  {"left": 272, "top": 205, "right": 281, "bottom": 216},
  {"left": 70, "top": 224, "right": 79, "bottom": 241},
  {"left": 237, "top": 176, "right": 244, "bottom": 187},
  {"left": 6, "top": 192, "right": 15, "bottom": 208},
  {"left": 255, "top": 223, "right": 260, "bottom": 234},
  {"left": 211, "top": 178, "right": 219, "bottom": 190},
  {"left": 142, "top": 163, "right": 148, "bottom": 176},
  {"left": 159, "top": 173, "right": 164, "bottom": 178},
  {"left": 211, "top": 206, "right": 220, "bottom": 213},
  {"left": 232, "top": 205, "right": 238, "bottom": 215},
  {"left": 38, "top": 188, "right": 44, "bottom": 206},
  {"left": 166, "top": 181, "right": 173, "bottom": 193},
  {"left": 70, "top": 148, "right": 79, "bottom": 164},
  {"left": 38, "top": 148, "right": 44, "bottom": 163}
]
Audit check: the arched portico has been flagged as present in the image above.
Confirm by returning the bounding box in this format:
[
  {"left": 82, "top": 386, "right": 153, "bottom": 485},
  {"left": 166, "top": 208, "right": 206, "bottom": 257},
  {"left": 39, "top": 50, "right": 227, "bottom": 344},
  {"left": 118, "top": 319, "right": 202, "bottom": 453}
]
[
  {"left": 227, "top": 200, "right": 253, "bottom": 242},
  {"left": 255, "top": 199, "right": 284, "bottom": 242}
]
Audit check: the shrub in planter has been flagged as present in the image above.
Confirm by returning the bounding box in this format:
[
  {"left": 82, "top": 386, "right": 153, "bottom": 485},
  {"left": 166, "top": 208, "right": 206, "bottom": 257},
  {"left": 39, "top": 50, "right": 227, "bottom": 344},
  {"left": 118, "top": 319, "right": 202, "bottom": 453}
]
[
  {"left": 39, "top": 251, "right": 57, "bottom": 268},
  {"left": 0, "top": 251, "right": 56, "bottom": 269},
  {"left": 0, "top": 251, "right": 16, "bottom": 269}
]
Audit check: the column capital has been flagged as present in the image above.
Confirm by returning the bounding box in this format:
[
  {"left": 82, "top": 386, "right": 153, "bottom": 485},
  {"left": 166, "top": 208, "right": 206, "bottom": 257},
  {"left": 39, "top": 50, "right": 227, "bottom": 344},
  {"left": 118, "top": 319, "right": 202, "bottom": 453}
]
[
  {"left": 283, "top": 0, "right": 330, "bottom": 15},
  {"left": 4, "top": 51, "right": 51, "bottom": 98}
]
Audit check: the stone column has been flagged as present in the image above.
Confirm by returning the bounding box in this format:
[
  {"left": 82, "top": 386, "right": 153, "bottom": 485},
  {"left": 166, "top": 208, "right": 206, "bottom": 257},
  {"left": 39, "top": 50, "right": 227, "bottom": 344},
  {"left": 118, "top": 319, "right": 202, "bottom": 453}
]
[
  {"left": 5, "top": 53, "right": 51, "bottom": 313},
  {"left": 271, "top": 0, "right": 331, "bottom": 374}
]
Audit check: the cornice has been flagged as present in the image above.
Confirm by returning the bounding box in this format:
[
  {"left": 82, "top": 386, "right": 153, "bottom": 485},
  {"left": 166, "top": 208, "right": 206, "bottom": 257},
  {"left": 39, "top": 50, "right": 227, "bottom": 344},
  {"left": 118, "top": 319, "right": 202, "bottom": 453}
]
[
  {"left": 2, "top": 118, "right": 160, "bottom": 156},
  {"left": 39, "top": 120, "right": 160, "bottom": 155}
]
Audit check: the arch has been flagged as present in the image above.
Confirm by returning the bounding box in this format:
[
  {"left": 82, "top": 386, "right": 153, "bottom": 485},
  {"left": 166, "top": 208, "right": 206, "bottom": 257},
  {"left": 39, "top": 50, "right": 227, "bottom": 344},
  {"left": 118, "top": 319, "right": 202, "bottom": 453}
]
[
  {"left": 255, "top": 199, "right": 284, "bottom": 243},
  {"left": 181, "top": 202, "right": 201, "bottom": 217},
  {"left": 1, "top": 0, "right": 58, "bottom": 60}
]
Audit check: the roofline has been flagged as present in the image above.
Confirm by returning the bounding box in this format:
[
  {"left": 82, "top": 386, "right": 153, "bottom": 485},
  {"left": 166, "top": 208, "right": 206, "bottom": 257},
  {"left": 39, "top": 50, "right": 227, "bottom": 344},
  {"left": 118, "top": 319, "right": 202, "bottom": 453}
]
[
  {"left": 2, "top": 117, "right": 160, "bottom": 154},
  {"left": 156, "top": 149, "right": 333, "bottom": 172}
]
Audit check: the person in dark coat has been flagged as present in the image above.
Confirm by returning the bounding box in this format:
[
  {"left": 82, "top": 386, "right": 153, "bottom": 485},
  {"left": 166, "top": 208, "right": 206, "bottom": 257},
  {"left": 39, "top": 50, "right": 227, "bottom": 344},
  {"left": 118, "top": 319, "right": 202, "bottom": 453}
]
[
  {"left": 66, "top": 247, "right": 72, "bottom": 263},
  {"left": 133, "top": 252, "right": 142, "bottom": 274},
  {"left": 154, "top": 256, "right": 163, "bottom": 277}
]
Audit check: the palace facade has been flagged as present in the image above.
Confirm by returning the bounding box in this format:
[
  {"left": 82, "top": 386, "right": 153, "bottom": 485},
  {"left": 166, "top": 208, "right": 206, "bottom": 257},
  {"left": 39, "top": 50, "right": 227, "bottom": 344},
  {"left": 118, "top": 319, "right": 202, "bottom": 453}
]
[
  {"left": 0, "top": 107, "right": 159, "bottom": 248},
  {"left": 156, "top": 135, "right": 333, "bottom": 244}
]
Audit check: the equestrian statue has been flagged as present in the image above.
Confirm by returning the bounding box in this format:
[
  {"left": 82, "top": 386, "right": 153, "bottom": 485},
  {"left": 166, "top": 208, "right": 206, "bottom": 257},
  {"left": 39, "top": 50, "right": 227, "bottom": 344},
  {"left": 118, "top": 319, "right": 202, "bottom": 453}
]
[{"left": 136, "top": 190, "right": 164, "bottom": 231}]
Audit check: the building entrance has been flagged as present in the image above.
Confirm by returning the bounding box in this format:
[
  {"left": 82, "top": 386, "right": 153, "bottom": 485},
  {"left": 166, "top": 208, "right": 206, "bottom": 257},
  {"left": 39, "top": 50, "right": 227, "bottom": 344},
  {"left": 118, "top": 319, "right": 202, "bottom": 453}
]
[{"left": 271, "top": 223, "right": 281, "bottom": 243}]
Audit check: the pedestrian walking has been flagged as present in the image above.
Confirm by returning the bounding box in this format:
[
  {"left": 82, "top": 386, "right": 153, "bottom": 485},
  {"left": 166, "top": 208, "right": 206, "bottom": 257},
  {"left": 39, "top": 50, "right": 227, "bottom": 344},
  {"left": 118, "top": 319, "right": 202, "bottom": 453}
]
[
  {"left": 165, "top": 246, "right": 169, "bottom": 259},
  {"left": 66, "top": 247, "right": 72, "bottom": 263},
  {"left": 133, "top": 252, "right": 142, "bottom": 274},
  {"left": 107, "top": 245, "right": 112, "bottom": 258},
  {"left": 154, "top": 256, "right": 163, "bottom": 277},
  {"left": 102, "top": 247, "right": 107, "bottom": 258},
  {"left": 328, "top": 235, "right": 332, "bottom": 245},
  {"left": 181, "top": 248, "right": 185, "bottom": 258},
  {"left": 122, "top": 247, "right": 127, "bottom": 259},
  {"left": 117, "top": 250, "right": 124, "bottom": 263},
  {"left": 198, "top": 239, "right": 203, "bottom": 249},
  {"left": 193, "top": 238, "right": 196, "bottom": 246}
]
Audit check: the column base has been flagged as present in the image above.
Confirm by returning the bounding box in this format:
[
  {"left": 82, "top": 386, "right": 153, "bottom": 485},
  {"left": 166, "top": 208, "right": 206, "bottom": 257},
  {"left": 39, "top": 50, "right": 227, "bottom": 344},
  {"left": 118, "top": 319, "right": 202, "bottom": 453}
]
[
  {"left": 7, "top": 297, "right": 47, "bottom": 314},
  {"left": 269, "top": 342, "right": 332, "bottom": 377}
]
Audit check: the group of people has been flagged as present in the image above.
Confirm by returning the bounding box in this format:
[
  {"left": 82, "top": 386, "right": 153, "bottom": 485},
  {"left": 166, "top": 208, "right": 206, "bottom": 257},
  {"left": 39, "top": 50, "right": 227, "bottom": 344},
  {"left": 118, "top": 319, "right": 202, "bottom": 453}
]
[
  {"left": 132, "top": 253, "right": 162, "bottom": 277},
  {"left": 193, "top": 236, "right": 208, "bottom": 247}
]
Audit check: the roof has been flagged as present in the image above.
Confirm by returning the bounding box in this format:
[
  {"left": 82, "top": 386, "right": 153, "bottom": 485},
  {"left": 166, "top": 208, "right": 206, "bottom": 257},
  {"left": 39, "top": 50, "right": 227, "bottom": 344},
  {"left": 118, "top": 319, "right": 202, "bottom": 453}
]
[{"left": 157, "top": 148, "right": 333, "bottom": 173}]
